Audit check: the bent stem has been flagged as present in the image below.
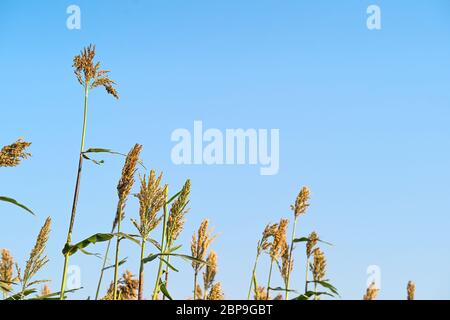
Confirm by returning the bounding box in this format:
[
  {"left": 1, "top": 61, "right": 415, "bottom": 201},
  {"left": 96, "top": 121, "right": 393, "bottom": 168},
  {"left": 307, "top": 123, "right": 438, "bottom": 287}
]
[
  {"left": 152, "top": 189, "right": 168, "bottom": 300},
  {"left": 285, "top": 217, "right": 298, "bottom": 300},
  {"left": 60, "top": 84, "right": 89, "bottom": 300}
]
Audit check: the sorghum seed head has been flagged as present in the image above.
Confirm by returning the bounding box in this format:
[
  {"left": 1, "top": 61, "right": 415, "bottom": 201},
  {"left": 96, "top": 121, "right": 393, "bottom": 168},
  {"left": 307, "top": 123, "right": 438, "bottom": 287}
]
[
  {"left": 407, "top": 281, "right": 415, "bottom": 300},
  {"left": 306, "top": 231, "right": 319, "bottom": 258},
  {"left": 291, "top": 186, "right": 310, "bottom": 217},
  {"left": 207, "top": 282, "right": 224, "bottom": 300},
  {"left": 114, "top": 144, "right": 142, "bottom": 229},
  {"left": 73, "top": 44, "right": 119, "bottom": 99},
  {"left": 363, "top": 282, "right": 379, "bottom": 300},
  {"left": 0, "top": 139, "right": 32, "bottom": 167},
  {"left": 311, "top": 247, "right": 326, "bottom": 282},
  {"left": 191, "top": 219, "right": 217, "bottom": 272},
  {"left": 203, "top": 250, "right": 218, "bottom": 291},
  {"left": 167, "top": 179, "right": 191, "bottom": 245}
]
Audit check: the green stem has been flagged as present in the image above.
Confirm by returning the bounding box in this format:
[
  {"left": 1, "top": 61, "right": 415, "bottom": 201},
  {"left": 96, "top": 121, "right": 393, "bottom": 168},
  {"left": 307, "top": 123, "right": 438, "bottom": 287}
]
[
  {"left": 285, "top": 217, "right": 298, "bottom": 300},
  {"left": 247, "top": 248, "right": 261, "bottom": 300},
  {"left": 193, "top": 271, "right": 198, "bottom": 300},
  {"left": 113, "top": 206, "right": 122, "bottom": 300},
  {"left": 60, "top": 84, "right": 89, "bottom": 300},
  {"left": 266, "top": 259, "right": 274, "bottom": 300},
  {"left": 94, "top": 226, "right": 115, "bottom": 300},
  {"left": 305, "top": 256, "right": 309, "bottom": 294},
  {"left": 152, "top": 190, "right": 168, "bottom": 300},
  {"left": 138, "top": 239, "right": 146, "bottom": 300}
]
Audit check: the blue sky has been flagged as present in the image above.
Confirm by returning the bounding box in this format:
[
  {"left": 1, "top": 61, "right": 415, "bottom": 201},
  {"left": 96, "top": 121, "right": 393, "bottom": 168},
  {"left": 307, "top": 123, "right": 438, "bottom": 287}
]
[{"left": 1, "top": 0, "right": 450, "bottom": 300}]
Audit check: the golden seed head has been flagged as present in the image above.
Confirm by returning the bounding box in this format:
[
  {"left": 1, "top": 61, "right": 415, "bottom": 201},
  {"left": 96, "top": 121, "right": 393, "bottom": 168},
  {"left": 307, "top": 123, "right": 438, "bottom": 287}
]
[
  {"left": 207, "top": 282, "right": 224, "bottom": 300},
  {"left": 281, "top": 240, "right": 292, "bottom": 284},
  {"left": 0, "top": 139, "right": 32, "bottom": 167},
  {"left": 103, "top": 270, "right": 139, "bottom": 300},
  {"left": 195, "top": 284, "right": 203, "bottom": 300},
  {"left": 306, "top": 231, "right": 319, "bottom": 258},
  {"left": 133, "top": 170, "right": 166, "bottom": 240},
  {"left": 273, "top": 294, "right": 283, "bottom": 300},
  {"left": 41, "top": 284, "right": 51, "bottom": 296},
  {"left": 291, "top": 186, "right": 310, "bottom": 217},
  {"left": 22, "top": 217, "right": 51, "bottom": 289},
  {"left": 191, "top": 219, "right": 217, "bottom": 272},
  {"left": 167, "top": 179, "right": 191, "bottom": 245},
  {"left": 203, "top": 250, "right": 218, "bottom": 291},
  {"left": 260, "top": 223, "right": 279, "bottom": 252},
  {"left": 311, "top": 247, "right": 326, "bottom": 282},
  {"left": 0, "top": 249, "right": 16, "bottom": 292},
  {"left": 254, "top": 286, "right": 269, "bottom": 300},
  {"left": 270, "top": 219, "right": 289, "bottom": 261},
  {"left": 114, "top": 144, "right": 142, "bottom": 229},
  {"left": 407, "top": 281, "right": 415, "bottom": 300},
  {"left": 363, "top": 282, "right": 379, "bottom": 300},
  {"left": 73, "top": 44, "right": 119, "bottom": 99}
]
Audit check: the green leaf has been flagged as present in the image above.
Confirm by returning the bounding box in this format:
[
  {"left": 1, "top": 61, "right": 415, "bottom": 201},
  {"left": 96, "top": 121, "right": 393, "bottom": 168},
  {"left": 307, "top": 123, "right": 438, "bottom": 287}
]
[
  {"left": 293, "top": 291, "right": 334, "bottom": 300},
  {"left": 82, "top": 153, "right": 105, "bottom": 166},
  {"left": 159, "top": 281, "right": 173, "bottom": 300},
  {"left": 268, "top": 287, "right": 297, "bottom": 293},
  {"left": 168, "top": 244, "right": 182, "bottom": 253},
  {"left": 166, "top": 191, "right": 182, "bottom": 205},
  {"left": 6, "top": 289, "right": 36, "bottom": 300},
  {"left": 314, "top": 280, "right": 339, "bottom": 296},
  {"left": 83, "top": 148, "right": 146, "bottom": 169},
  {"left": 161, "top": 258, "right": 179, "bottom": 272},
  {"left": 32, "top": 287, "right": 82, "bottom": 300},
  {"left": 116, "top": 232, "right": 141, "bottom": 246},
  {"left": 147, "top": 238, "right": 162, "bottom": 251},
  {"left": 142, "top": 253, "right": 207, "bottom": 266},
  {"left": 103, "top": 257, "right": 128, "bottom": 271},
  {"left": 293, "top": 237, "right": 333, "bottom": 246},
  {"left": 0, "top": 196, "right": 34, "bottom": 215},
  {"left": 293, "top": 237, "right": 309, "bottom": 243},
  {"left": 63, "top": 233, "right": 114, "bottom": 256}
]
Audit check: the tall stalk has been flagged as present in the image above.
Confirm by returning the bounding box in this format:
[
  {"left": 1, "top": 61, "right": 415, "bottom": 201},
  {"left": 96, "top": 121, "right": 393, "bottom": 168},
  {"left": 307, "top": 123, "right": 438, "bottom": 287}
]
[
  {"left": 305, "top": 257, "right": 309, "bottom": 293},
  {"left": 60, "top": 44, "right": 119, "bottom": 300},
  {"left": 247, "top": 242, "right": 262, "bottom": 300},
  {"left": 285, "top": 217, "right": 298, "bottom": 300},
  {"left": 112, "top": 206, "right": 123, "bottom": 300},
  {"left": 60, "top": 84, "right": 89, "bottom": 299},
  {"left": 266, "top": 259, "right": 274, "bottom": 300},
  {"left": 94, "top": 227, "right": 114, "bottom": 300},
  {"left": 138, "top": 239, "right": 146, "bottom": 300},
  {"left": 152, "top": 189, "right": 168, "bottom": 300}
]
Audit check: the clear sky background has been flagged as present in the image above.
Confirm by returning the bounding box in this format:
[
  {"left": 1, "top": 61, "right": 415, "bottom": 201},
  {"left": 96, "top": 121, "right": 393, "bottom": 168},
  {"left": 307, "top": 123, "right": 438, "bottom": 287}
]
[{"left": 1, "top": 0, "right": 450, "bottom": 300}]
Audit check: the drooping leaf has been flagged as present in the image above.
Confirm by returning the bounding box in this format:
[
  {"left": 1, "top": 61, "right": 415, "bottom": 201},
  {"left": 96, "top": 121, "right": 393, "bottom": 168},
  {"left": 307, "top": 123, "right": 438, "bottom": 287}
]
[
  {"left": 160, "top": 258, "right": 179, "bottom": 272},
  {"left": 83, "top": 148, "right": 146, "bottom": 169},
  {"left": 0, "top": 196, "right": 34, "bottom": 215},
  {"left": 314, "top": 280, "right": 339, "bottom": 296},
  {"left": 63, "top": 233, "right": 114, "bottom": 256},
  {"left": 159, "top": 281, "right": 173, "bottom": 300},
  {"left": 116, "top": 232, "right": 141, "bottom": 246},
  {"left": 293, "top": 237, "right": 333, "bottom": 246}
]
